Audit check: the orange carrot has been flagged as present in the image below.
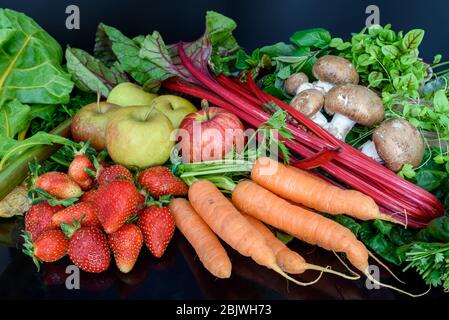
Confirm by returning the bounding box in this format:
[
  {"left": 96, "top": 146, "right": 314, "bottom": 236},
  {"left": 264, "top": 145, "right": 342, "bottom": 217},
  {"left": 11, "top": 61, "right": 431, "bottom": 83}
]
[
  {"left": 251, "top": 157, "right": 398, "bottom": 223},
  {"left": 188, "top": 179, "right": 322, "bottom": 286},
  {"left": 243, "top": 214, "right": 306, "bottom": 274},
  {"left": 243, "top": 213, "right": 357, "bottom": 279},
  {"left": 169, "top": 198, "right": 231, "bottom": 279},
  {"left": 232, "top": 180, "right": 427, "bottom": 297}
]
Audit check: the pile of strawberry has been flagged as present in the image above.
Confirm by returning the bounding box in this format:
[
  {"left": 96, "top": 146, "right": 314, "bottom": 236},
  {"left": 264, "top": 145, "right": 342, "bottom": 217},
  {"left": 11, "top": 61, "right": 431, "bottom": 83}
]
[{"left": 22, "top": 151, "right": 188, "bottom": 274}]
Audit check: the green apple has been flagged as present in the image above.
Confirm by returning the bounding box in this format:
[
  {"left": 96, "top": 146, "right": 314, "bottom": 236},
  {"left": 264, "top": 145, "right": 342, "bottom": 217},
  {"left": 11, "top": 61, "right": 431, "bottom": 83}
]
[
  {"left": 105, "top": 106, "right": 175, "bottom": 168},
  {"left": 107, "top": 82, "right": 158, "bottom": 107},
  {"left": 71, "top": 102, "right": 120, "bottom": 151},
  {"left": 151, "top": 95, "right": 197, "bottom": 128}
]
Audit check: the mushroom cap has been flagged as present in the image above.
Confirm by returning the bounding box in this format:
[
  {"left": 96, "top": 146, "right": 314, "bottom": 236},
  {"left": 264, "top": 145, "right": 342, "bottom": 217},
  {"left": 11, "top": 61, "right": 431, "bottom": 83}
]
[
  {"left": 284, "top": 72, "right": 309, "bottom": 95},
  {"left": 325, "top": 84, "right": 384, "bottom": 126},
  {"left": 313, "top": 55, "right": 359, "bottom": 85},
  {"left": 290, "top": 89, "right": 325, "bottom": 117},
  {"left": 373, "top": 118, "right": 424, "bottom": 172}
]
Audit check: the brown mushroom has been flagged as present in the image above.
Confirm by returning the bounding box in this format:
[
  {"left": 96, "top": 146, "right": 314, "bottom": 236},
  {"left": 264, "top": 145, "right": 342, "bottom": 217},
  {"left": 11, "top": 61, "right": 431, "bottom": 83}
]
[
  {"left": 284, "top": 72, "right": 309, "bottom": 95},
  {"left": 324, "top": 84, "right": 384, "bottom": 140},
  {"left": 313, "top": 55, "right": 359, "bottom": 85},
  {"left": 290, "top": 89, "right": 327, "bottom": 126},
  {"left": 372, "top": 118, "right": 424, "bottom": 172}
]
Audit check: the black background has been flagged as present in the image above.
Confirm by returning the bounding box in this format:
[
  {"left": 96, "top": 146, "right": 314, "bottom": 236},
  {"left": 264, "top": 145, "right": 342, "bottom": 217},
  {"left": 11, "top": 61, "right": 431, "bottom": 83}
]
[{"left": 1, "top": 0, "right": 448, "bottom": 61}]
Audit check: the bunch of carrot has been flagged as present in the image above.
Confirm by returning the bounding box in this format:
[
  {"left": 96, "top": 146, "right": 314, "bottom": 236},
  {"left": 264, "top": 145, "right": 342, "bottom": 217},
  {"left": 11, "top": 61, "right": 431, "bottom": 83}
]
[{"left": 170, "top": 157, "right": 427, "bottom": 297}]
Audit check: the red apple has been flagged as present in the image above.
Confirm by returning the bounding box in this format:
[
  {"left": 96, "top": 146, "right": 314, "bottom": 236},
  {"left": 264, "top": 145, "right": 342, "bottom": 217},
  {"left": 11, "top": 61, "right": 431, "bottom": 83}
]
[{"left": 177, "top": 106, "right": 245, "bottom": 162}]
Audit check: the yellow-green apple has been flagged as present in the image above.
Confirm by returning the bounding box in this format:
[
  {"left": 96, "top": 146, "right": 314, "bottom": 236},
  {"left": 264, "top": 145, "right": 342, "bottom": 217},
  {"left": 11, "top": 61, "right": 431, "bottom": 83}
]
[
  {"left": 71, "top": 102, "right": 120, "bottom": 151},
  {"left": 107, "top": 82, "right": 158, "bottom": 107},
  {"left": 151, "top": 95, "right": 197, "bottom": 128},
  {"left": 177, "top": 106, "right": 245, "bottom": 162},
  {"left": 106, "top": 106, "right": 174, "bottom": 168}
]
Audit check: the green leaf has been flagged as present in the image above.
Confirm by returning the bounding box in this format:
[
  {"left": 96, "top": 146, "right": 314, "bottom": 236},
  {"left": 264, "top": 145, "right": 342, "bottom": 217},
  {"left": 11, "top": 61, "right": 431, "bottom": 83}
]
[
  {"left": 259, "top": 42, "right": 296, "bottom": 57},
  {"left": 66, "top": 47, "right": 128, "bottom": 98},
  {"left": 0, "top": 9, "right": 73, "bottom": 107},
  {"left": 381, "top": 45, "right": 399, "bottom": 59},
  {"left": 416, "top": 169, "right": 447, "bottom": 191},
  {"left": 400, "top": 54, "right": 417, "bottom": 66},
  {"left": 368, "top": 71, "right": 384, "bottom": 87},
  {"left": 433, "top": 90, "right": 449, "bottom": 113},
  {"left": 329, "top": 38, "right": 352, "bottom": 51},
  {"left": 398, "top": 163, "right": 416, "bottom": 179},
  {"left": 99, "top": 23, "right": 162, "bottom": 85},
  {"left": 402, "top": 29, "right": 425, "bottom": 51},
  {"left": 289, "top": 28, "right": 331, "bottom": 49},
  {"left": 277, "top": 65, "right": 291, "bottom": 80},
  {"left": 0, "top": 131, "right": 72, "bottom": 169},
  {"left": 433, "top": 54, "right": 442, "bottom": 64},
  {"left": 93, "top": 22, "right": 116, "bottom": 67},
  {"left": 0, "top": 99, "right": 30, "bottom": 138}
]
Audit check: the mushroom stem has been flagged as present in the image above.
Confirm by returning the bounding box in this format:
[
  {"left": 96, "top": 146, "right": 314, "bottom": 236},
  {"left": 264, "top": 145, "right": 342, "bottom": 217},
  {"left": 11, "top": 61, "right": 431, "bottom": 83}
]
[
  {"left": 324, "top": 113, "right": 356, "bottom": 141},
  {"left": 359, "top": 140, "right": 384, "bottom": 163},
  {"left": 310, "top": 111, "right": 328, "bottom": 127},
  {"left": 296, "top": 81, "right": 334, "bottom": 95}
]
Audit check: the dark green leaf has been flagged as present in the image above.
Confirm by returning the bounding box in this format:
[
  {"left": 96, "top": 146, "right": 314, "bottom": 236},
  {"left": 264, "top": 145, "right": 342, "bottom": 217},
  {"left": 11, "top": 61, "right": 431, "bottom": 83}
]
[
  {"left": 416, "top": 169, "right": 447, "bottom": 191},
  {"left": 289, "top": 28, "right": 331, "bottom": 49}
]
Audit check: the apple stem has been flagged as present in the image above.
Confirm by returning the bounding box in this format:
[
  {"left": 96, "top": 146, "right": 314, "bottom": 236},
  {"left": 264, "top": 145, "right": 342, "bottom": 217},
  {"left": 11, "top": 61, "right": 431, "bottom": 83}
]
[
  {"left": 201, "top": 99, "right": 210, "bottom": 121},
  {"left": 96, "top": 91, "right": 102, "bottom": 113}
]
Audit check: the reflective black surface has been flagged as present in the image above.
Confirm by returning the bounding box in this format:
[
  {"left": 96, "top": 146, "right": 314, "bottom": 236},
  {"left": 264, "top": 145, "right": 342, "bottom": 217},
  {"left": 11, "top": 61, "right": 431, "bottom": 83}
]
[{"left": 0, "top": 219, "right": 445, "bottom": 300}]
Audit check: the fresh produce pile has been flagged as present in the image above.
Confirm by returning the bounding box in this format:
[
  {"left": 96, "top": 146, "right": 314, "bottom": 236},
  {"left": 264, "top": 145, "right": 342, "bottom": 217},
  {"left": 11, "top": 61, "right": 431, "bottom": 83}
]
[{"left": 1, "top": 8, "right": 449, "bottom": 295}]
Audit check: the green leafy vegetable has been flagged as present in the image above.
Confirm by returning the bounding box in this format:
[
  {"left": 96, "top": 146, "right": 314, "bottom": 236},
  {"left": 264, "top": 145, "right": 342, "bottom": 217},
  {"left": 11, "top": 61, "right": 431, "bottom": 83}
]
[
  {"left": 66, "top": 47, "right": 128, "bottom": 97},
  {"left": 0, "top": 99, "right": 30, "bottom": 138},
  {"left": 0, "top": 9, "right": 73, "bottom": 108},
  {"left": 289, "top": 28, "right": 331, "bottom": 49}
]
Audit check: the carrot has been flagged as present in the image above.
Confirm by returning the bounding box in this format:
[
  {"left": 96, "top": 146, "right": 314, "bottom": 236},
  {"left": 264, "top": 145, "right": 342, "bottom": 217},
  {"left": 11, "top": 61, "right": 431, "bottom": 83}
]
[
  {"left": 251, "top": 157, "right": 399, "bottom": 223},
  {"left": 169, "top": 198, "right": 232, "bottom": 279},
  {"left": 243, "top": 213, "right": 358, "bottom": 280},
  {"left": 188, "top": 179, "right": 323, "bottom": 286},
  {"left": 243, "top": 214, "right": 306, "bottom": 274},
  {"left": 232, "top": 180, "right": 428, "bottom": 297}
]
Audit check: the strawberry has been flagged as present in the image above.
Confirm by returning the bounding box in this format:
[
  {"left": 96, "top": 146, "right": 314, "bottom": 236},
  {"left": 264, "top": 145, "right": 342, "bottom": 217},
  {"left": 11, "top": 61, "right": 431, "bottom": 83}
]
[
  {"left": 95, "top": 180, "right": 140, "bottom": 234},
  {"left": 137, "top": 166, "right": 188, "bottom": 198},
  {"left": 35, "top": 172, "right": 83, "bottom": 199},
  {"left": 25, "top": 201, "right": 64, "bottom": 240},
  {"left": 68, "top": 154, "right": 95, "bottom": 191},
  {"left": 131, "top": 192, "right": 146, "bottom": 216},
  {"left": 22, "top": 229, "right": 69, "bottom": 269},
  {"left": 108, "top": 224, "right": 143, "bottom": 273},
  {"left": 67, "top": 227, "right": 111, "bottom": 273},
  {"left": 139, "top": 206, "right": 175, "bottom": 258},
  {"left": 97, "top": 165, "right": 133, "bottom": 186},
  {"left": 80, "top": 189, "right": 98, "bottom": 203},
  {"left": 51, "top": 202, "right": 101, "bottom": 228}
]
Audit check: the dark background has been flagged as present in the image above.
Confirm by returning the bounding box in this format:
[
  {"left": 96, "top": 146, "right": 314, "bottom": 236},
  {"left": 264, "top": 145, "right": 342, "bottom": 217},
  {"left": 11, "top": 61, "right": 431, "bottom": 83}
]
[{"left": 1, "top": 0, "right": 448, "bottom": 61}]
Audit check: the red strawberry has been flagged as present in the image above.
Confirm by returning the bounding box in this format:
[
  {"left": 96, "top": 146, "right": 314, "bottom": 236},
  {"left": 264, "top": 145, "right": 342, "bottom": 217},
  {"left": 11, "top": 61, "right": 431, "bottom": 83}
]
[
  {"left": 108, "top": 224, "right": 143, "bottom": 273},
  {"left": 68, "top": 154, "right": 95, "bottom": 191},
  {"left": 138, "top": 166, "right": 188, "bottom": 198},
  {"left": 139, "top": 206, "right": 175, "bottom": 258},
  {"left": 23, "top": 229, "right": 69, "bottom": 269},
  {"left": 132, "top": 192, "right": 146, "bottom": 216},
  {"left": 97, "top": 165, "right": 133, "bottom": 186},
  {"left": 51, "top": 202, "right": 101, "bottom": 228},
  {"left": 95, "top": 180, "right": 140, "bottom": 234},
  {"left": 35, "top": 172, "right": 83, "bottom": 199},
  {"left": 67, "top": 227, "right": 111, "bottom": 273},
  {"left": 80, "top": 189, "right": 98, "bottom": 203},
  {"left": 25, "top": 202, "right": 64, "bottom": 240}
]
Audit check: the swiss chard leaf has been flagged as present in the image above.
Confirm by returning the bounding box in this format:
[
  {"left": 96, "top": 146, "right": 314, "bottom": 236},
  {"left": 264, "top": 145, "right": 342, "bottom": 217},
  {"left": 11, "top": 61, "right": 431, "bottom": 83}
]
[
  {"left": 0, "top": 131, "right": 72, "bottom": 170},
  {"left": 66, "top": 47, "right": 128, "bottom": 98},
  {"left": 98, "top": 23, "right": 160, "bottom": 86},
  {"left": 0, "top": 9, "right": 73, "bottom": 107},
  {"left": 0, "top": 99, "right": 30, "bottom": 138}
]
